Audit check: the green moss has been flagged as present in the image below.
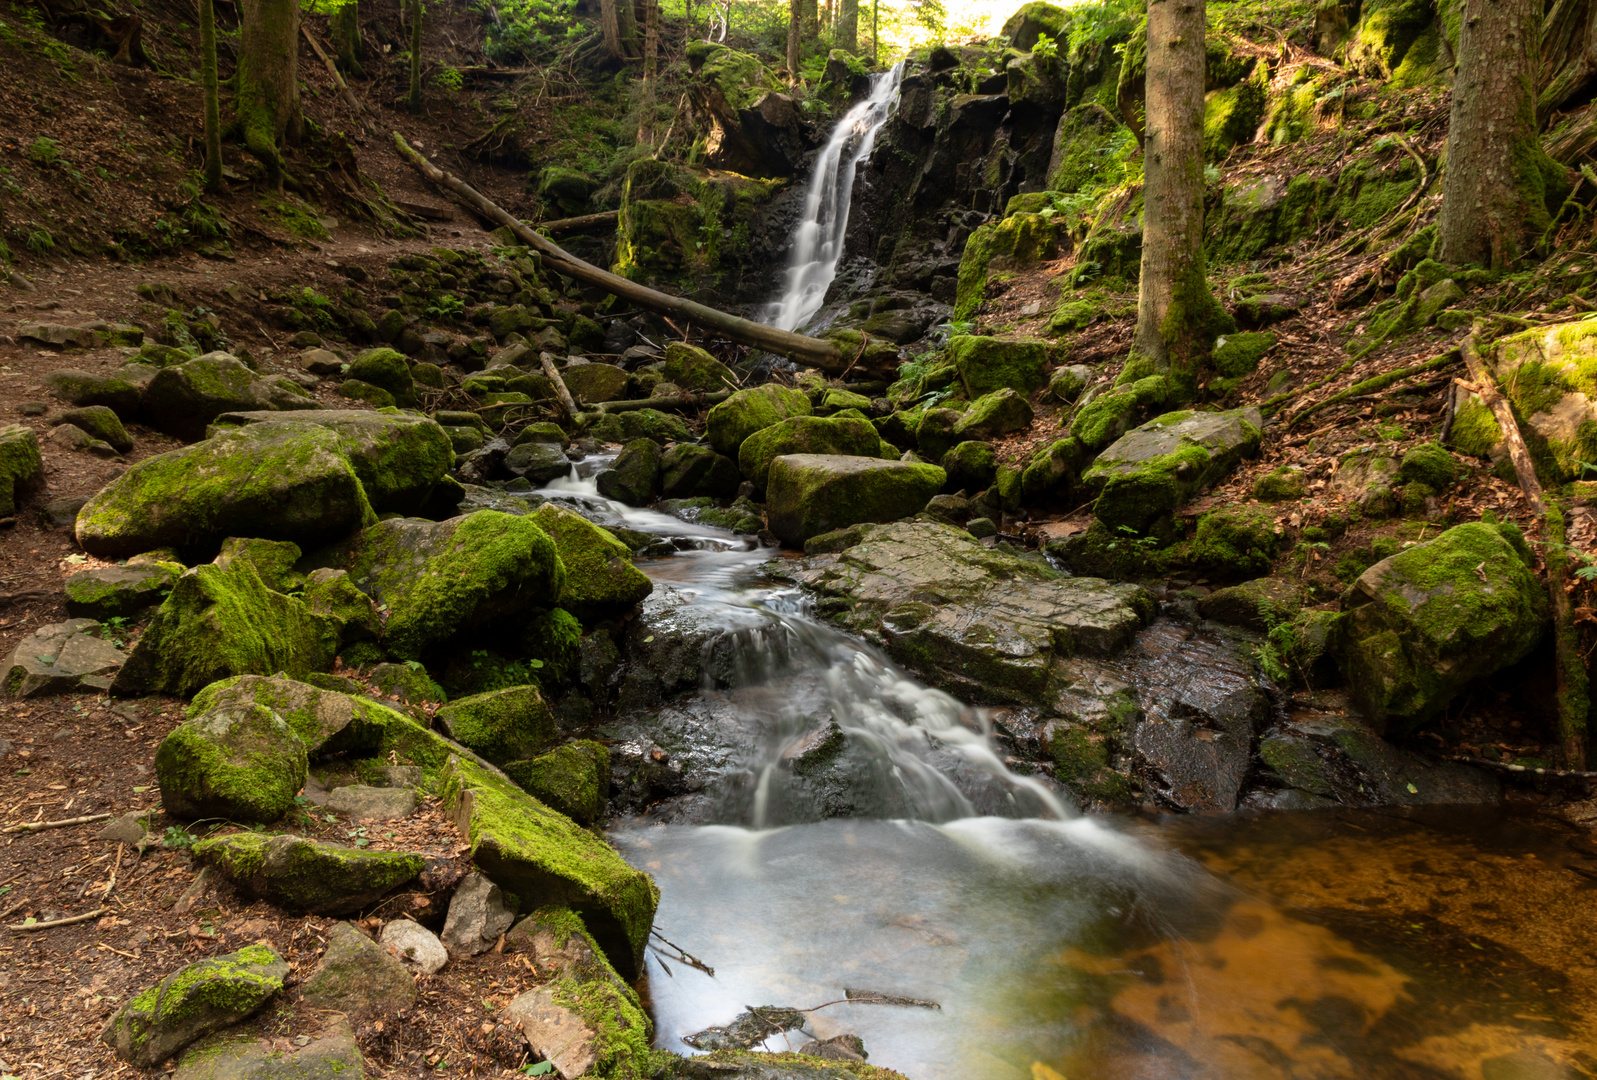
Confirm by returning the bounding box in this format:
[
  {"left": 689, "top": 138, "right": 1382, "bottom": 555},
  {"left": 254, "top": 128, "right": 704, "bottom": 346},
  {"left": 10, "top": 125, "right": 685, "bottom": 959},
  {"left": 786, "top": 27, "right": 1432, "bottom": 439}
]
[
  {"left": 529, "top": 504, "right": 651, "bottom": 621},
  {"left": 154, "top": 703, "right": 308, "bottom": 823},
  {"left": 705, "top": 384, "right": 813, "bottom": 457},
  {"left": 1203, "top": 71, "right": 1267, "bottom": 158},
  {"left": 1182, "top": 504, "right": 1282, "bottom": 577},
  {"left": 737, "top": 415, "right": 884, "bottom": 490},
  {"left": 1070, "top": 391, "right": 1140, "bottom": 450},
  {"left": 435, "top": 684, "right": 558, "bottom": 764},
  {"left": 946, "top": 335, "right": 1050, "bottom": 396},
  {"left": 1397, "top": 442, "right": 1457, "bottom": 489},
  {"left": 1252, "top": 466, "right": 1306, "bottom": 501},
  {"left": 1447, "top": 397, "right": 1503, "bottom": 458},
  {"left": 1212, "top": 331, "right": 1276, "bottom": 377},
  {"left": 504, "top": 741, "right": 609, "bottom": 824},
  {"left": 587, "top": 408, "right": 695, "bottom": 446}
]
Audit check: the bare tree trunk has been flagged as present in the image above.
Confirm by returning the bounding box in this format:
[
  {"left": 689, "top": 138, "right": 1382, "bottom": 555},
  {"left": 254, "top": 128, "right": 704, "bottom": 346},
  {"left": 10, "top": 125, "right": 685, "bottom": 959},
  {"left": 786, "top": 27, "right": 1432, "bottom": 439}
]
[
  {"left": 1132, "top": 0, "right": 1229, "bottom": 393},
  {"left": 788, "top": 0, "right": 800, "bottom": 76},
  {"left": 237, "top": 0, "right": 303, "bottom": 190},
  {"left": 601, "top": 0, "right": 640, "bottom": 59},
  {"left": 200, "top": 0, "right": 222, "bottom": 192},
  {"left": 838, "top": 0, "right": 858, "bottom": 53},
  {"left": 1439, "top": 0, "right": 1562, "bottom": 268},
  {"left": 639, "top": 0, "right": 658, "bottom": 143},
  {"left": 407, "top": 0, "right": 423, "bottom": 113},
  {"left": 332, "top": 0, "right": 364, "bottom": 79}
]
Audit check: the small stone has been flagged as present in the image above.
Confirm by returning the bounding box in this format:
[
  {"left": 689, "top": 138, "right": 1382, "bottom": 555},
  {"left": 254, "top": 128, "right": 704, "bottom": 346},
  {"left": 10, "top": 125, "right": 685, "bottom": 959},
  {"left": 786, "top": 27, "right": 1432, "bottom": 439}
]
[
  {"left": 39, "top": 496, "right": 88, "bottom": 529},
  {"left": 327, "top": 785, "right": 418, "bottom": 821},
  {"left": 440, "top": 871, "right": 517, "bottom": 957},
  {"left": 3, "top": 618, "right": 126, "bottom": 697},
  {"left": 300, "top": 348, "right": 345, "bottom": 376},
  {"left": 379, "top": 919, "right": 448, "bottom": 975},
  {"left": 799, "top": 1033, "right": 869, "bottom": 1061},
  {"left": 300, "top": 922, "right": 417, "bottom": 1015},
  {"left": 64, "top": 562, "right": 181, "bottom": 620},
  {"left": 965, "top": 516, "right": 998, "bottom": 539}
]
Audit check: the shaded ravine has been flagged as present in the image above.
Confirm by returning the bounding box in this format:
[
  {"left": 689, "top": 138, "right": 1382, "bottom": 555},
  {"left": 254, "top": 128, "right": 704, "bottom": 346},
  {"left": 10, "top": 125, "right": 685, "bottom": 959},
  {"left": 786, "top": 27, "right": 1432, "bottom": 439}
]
[{"left": 536, "top": 463, "right": 1597, "bottom": 1079}]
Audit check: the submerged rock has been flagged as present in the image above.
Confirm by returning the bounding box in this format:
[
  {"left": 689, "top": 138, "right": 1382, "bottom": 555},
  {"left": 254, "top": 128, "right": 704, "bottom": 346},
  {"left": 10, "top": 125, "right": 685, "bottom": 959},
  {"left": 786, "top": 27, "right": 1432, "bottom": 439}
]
[
  {"left": 190, "top": 833, "right": 425, "bottom": 914},
  {"left": 100, "top": 944, "right": 287, "bottom": 1066}
]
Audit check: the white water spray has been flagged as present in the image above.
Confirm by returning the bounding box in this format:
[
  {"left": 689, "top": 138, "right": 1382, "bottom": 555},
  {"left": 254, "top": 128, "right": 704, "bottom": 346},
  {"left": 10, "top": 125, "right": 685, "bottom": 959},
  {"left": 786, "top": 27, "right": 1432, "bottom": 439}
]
[{"left": 763, "top": 63, "right": 905, "bottom": 333}]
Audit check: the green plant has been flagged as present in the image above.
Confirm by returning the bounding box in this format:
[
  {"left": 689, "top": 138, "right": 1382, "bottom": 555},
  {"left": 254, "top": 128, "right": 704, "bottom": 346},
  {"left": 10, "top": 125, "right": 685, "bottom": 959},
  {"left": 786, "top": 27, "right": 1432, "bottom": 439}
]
[
  {"left": 162, "top": 825, "right": 195, "bottom": 850},
  {"left": 434, "top": 65, "right": 464, "bottom": 92},
  {"left": 26, "top": 137, "right": 60, "bottom": 166},
  {"left": 425, "top": 292, "right": 466, "bottom": 318},
  {"left": 521, "top": 1064, "right": 555, "bottom": 1077},
  {"left": 1031, "top": 32, "right": 1059, "bottom": 61},
  {"left": 25, "top": 229, "right": 54, "bottom": 255}
]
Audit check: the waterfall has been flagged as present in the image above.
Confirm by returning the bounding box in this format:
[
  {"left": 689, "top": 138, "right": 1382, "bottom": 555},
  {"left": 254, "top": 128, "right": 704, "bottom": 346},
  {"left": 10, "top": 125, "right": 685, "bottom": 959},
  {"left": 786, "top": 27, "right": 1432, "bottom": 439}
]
[{"left": 763, "top": 62, "right": 906, "bottom": 333}]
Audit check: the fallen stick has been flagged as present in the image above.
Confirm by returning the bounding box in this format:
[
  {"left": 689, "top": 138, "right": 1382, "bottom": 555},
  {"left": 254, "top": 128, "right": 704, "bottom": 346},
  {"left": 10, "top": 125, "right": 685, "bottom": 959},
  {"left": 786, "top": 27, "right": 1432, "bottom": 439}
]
[
  {"left": 2, "top": 813, "right": 112, "bottom": 835},
  {"left": 302, "top": 26, "right": 376, "bottom": 138},
  {"left": 392, "top": 132, "right": 850, "bottom": 373},
  {"left": 1460, "top": 334, "right": 1543, "bottom": 517},
  {"left": 592, "top": 390, "right": 733, "bottom": 414},
  {"left": 8, "top": 907, "right": 106, "bottom": 932},
  {"left": 539, "top": 210, "right": 619, "bottom": 235},
  {"left": 540, "top": 351, "right": 583, "bottom": 420}
]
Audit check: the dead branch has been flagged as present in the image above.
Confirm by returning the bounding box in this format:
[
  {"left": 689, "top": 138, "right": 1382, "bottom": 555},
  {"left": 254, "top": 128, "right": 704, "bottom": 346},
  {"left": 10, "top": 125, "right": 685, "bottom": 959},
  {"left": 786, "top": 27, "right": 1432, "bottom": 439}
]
[
  {"left": 539, "top": 351, "right": 583, "bottom": 420},
  {"left": 7, "top": 907, "right": 107, "bottom": 932},
  {"left": 2, "top": 813, "right": 112, "bottom": 835}
]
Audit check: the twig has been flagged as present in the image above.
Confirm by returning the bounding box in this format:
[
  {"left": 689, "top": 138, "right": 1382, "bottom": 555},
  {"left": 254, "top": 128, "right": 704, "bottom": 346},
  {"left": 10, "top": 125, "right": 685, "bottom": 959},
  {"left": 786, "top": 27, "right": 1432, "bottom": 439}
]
[
  {"left": 8, "top": 907, "right": 107, "bottom": 932},
  {"left": 301, "top": 25, "right": 376, "bottom": 137},
  {"left": 102, "top": 842, "right": 124, "bottom": 900},
  {"left": 838, "top": 332, "right": 871, "bottom": 381},
  {"left": 2, "top": 813, "right": 112, "bottom": 835},
  {"left": 1281, "top": 351, "right": 1460, "bottom": 427},
  {"left": 539, "top": 351, "right": 582, "bottom": 421},
  {"left": 648, "top": 928, "right": 714, "bottom": 976},
  {"left": 1444, "top": 754, "right": 1597, "bottom": 779}
]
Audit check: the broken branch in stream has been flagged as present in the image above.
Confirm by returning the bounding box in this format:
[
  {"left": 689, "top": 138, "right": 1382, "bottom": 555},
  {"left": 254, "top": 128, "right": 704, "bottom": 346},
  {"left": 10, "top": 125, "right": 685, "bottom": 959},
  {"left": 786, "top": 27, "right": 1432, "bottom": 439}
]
[
  {"left": 392, "top": 132, "right": 854, "bottom": 373},
  {"left": 649, "top": 928, "right": 714, "bottom": 976}
]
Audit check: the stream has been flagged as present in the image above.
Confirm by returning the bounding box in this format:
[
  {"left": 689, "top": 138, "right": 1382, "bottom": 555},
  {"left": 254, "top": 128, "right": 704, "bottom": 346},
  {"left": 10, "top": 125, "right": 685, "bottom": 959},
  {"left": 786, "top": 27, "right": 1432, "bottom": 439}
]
[{"left": 534, "top": 462, "right": 1597, "bottom": 1079}]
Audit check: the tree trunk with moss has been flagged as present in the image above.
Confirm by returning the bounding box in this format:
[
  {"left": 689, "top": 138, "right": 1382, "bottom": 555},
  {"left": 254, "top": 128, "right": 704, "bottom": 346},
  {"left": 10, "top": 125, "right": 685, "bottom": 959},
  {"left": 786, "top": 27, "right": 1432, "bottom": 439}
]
[
  {"left": 639, "top": 0, "right": 657, "bottom": 143},
  {"left": 1132, "top": 0, "right": 1228, "bottom": 393},
  {"left": 200, "top": 0, "right": 222, "bottom": 192},
  {"left": 787, "top": 0, "right": 800, "bottom": 76},
  {"left": 332, "top": 0, "right": 364, "bottom": 79},
  {"left": 1439, "top": 0, "right": 1563, "bottom": 267},
  {"left": 407, "top": 0, "right": 423, "bottom": 113},
  {"left": 236, "top": 0, "right": 303, "bottom": 190},
  {"left": 838, "top": 0, "right": 858, "bottom": 53},
  {"left": 802, "top": 0, "right": 818, "bottom": 42},
  {"left": 600, "top": 0, "right": 639, "bottom": 60}
]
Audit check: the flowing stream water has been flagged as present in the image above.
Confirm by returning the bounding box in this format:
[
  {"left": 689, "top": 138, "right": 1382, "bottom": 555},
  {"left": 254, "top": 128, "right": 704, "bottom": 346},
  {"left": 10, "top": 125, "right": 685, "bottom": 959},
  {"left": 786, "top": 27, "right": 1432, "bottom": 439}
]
[
  {"left": 537, "top": 461, "right": 1597, "bottom": 1079},
  {"left": 761, "top": 63, "right": 905, "bottom": 333}
]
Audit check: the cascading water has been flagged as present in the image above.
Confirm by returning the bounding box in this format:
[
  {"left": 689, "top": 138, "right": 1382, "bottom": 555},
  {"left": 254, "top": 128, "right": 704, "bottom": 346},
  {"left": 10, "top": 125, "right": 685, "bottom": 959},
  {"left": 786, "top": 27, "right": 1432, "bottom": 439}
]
[
  {"left": 533, "top": 463, "right": 1593, "bottom": 1077},
  {"left": 763, "top": 63, "right": 906, "bottom": 333}
]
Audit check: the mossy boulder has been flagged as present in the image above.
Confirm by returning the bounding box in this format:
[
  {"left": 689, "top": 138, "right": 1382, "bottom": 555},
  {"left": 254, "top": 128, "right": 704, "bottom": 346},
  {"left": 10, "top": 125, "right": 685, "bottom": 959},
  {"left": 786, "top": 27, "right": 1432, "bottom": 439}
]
[
  {"left": 1252, "top": 465, "right": 1306, "bottom": 501},
  {"left": 441, "top": 756, "right": 660, "bottom": 978},
  {"left": 504, "top": 741, "right": 610, "bottom": 825},
  {"left": 505, "top": 440, "right": 572, "bottom": 484},
  {"left": 663, "top": 342, "right": 739, "bottom": 392},
  {"left": 941, "top": 440, "right": 998, "bottom": 491},
  {"left": 587, "top": 408, "right": 695, "bottom": 445},
  {"left": 1195, "top": 577, "right": 1302, "bottom": 631},
  {"left": 915, "top": 407, "right": 965, "bottom": 462},
  {"left": 1069, "top": 390, "right": 1141, "bottom": 451},
  {"left": 1212, "top": 331, "right": 1275, "bottom": 377},
  {"left": 53, "top": 405, "right": 133, "bottom": 453},
  {"left": 44, "top": 368, "right": 143, "bottom": 416},
  {"left": 1021, "top": 437, "right": 1086, "bottom": 501},
  {"left": 562, "top": 363, "right": 631, "bottom": 405},
  {"left": 100, "top": 945, "right": 287, "bottom": 1067},
  {"left": 1398, "top": 442, "right": 1458, "bottom": 489},
  {"left": 154, "top": 703, "right": 308, "bottom": 823},
  {"left": 64, "top": 562, "right": 182, "bottom": 620},
  {"left": 190, "top": 832, "right": 426, "bottom": 914},
  {"left": 596, "top": 438, "right": 662, "bottom": 506},
  {"left": 660, "top": 444, "right": 741, "bottom": 499},
  {"left": 436, "top": 685, "right": 559, "bottom": 764},
  {"left": 954, "top": 388, "right": 1035, "bottom": 440},
  {"left": 344, "top": 510, "right": 565, "bottom": 660},
  {"left": 530, "top": 503, "right": 653, "bottom": 620},
  {"left": 1049, "top": 365, "right": 1091, "bottom": 403},
  {"left": 0, "top": 424, "right": 44, "bottom": 517},
  {"left": 767, "top": 454, "right": 947, "bottom": 547},
  {"left": 706, "top": 384, "right": 812, "bottom": 457},
  {"left": 738, "top": 416, "right": 886, "bottom": 491},
  {"left": 347, "top": 347, "right": 416, "bottom": 407},
  {"left": 303, "top": 568, "right": 383, "bottom": 645},
  {"left": 954, "top": 216, "right": 1065, "bottom": 321},
  {"left": 1083, "top": 407, "right": 1264, "bottom": 532},
  {"left": 947, "top": 335, "right": 1050, "bottom": 396},
  {"left": 1329, "top": 448, "right": 1400, "bottom": 517},
  {"left": 1002, "top": 0, "right": 1071, "bottom": 49},
  {"left": 140, "top": 355, "right": 312, "bottom": 442},
  {"left": 1204, "top": 73, "right": 1267, "bottom": 158},
  {"left": 112, "top": 557, "right": 340, "bottom": 696},
  {"left": 1335, "top": 522, "right": 1547, "bottom": 733}
]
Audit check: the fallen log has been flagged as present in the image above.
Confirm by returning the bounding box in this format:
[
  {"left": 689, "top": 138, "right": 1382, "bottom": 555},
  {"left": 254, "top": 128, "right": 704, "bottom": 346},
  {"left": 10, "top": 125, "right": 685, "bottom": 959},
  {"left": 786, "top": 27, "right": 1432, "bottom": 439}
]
[
  {"left": 592, "top": 390, "right": 733, "bottom": 414},
  {"left": 392, "top": 132, "right": 848, "bottom": 372},
  {"left": 539, "top": 350, "right": 582, "bottom": 421},
  {"left": 302, "top": 25, "right": 376, "bottom": 138},
  {"left": 539, "top": 210, "right": 619, "bottom": 235}
]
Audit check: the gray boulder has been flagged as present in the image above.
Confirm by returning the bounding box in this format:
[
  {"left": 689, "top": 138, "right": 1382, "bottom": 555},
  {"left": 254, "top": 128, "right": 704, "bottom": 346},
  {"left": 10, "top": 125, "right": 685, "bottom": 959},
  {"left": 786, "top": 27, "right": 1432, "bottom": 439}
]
[
  {"left": 100, "top": 945, "right": 287, "bottom": 1066},
  {"left": 767, "top": 454, "right": 946, "bottom": 546},
  {"left": 141, "top": 354, "right": 318, "bottom": 441},
  {"left": 0, "top": 423, "right": 44, "bottom": 518},
  {"left": 1083, "top": 407, "right": 1264, "bottom": 532},
  {"left": 505, "top": 440, "right": 571, "bottom": 483},
  {"left": 3, "top": 618, "right": 126, "bottom": 697},
  {"left": 64, "top": 562, "right": 182, "bottom": 620},
  {"left": 173, "top": 1017, "right": 365, "bottom": 1080},
  {"left": 299, "top": 922, "right": 416, "bottom": 1015},
  {"left": 190, "top": 833, "right": 425, "bottom": 914},
  {"left": 327, "top": 784, "right": 418, "bottom": 820},
  {"left": 596, "top": 438, "right": 663, "bottom": 506},
  {"left": 440, "top": 871, "right": 518, "bottom": 957}
]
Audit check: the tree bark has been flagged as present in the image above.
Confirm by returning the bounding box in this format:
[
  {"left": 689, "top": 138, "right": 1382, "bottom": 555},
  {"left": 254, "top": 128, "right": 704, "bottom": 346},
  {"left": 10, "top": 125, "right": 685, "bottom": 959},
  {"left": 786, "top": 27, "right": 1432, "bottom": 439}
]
[
  {"left": 600, "top": 0, "right": 639, "bottom": 60},
  {"left": 803, "top": 0, "right": 818, "bottom": 41},
  {"left": 838, "top": 0, "right": 858, "bottom": 53},
  {"left": 1132, "top": 0, "right": 1228, "bottom": 391},
  {"left": 1438, "top": 0, "right": 1560, "bottom": 268},
  {"left": 639, "top": 0, "right": 658, "bottom": 143},
  {"left": 407, "top": 0, "right": 423, "bottom": 113},
  {"left": 237, "top": 0, "right": 303, "bottom": 189},
  {"left": 332, "top": 0, "right": 364, "bottom": 79},
  {"left": 787, "top": 0, "right": 801, "bottom": 76},
  {"left": 871, "top": 0, "right": 878, "bottom": 62},
  {"left": 200, "top": 0, "right": 222, "bottom": 192}
]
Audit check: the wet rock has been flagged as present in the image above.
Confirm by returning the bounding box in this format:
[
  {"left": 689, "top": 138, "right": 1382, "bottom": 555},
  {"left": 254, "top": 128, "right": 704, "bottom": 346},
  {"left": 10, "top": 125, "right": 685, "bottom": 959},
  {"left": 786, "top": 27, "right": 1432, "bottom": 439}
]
[
  {"left": 798, "top": 1034, "right": 869, "bottom": 1061},
  {"left": 504, "top": 440, "right": 571, "bottom": 483},
  {"left": 190, "top": 833, "right": 425, "bottom": 914},
  {"left": 503, "top": 741, "right": 609, "bottom": 824},
  {"left": 587, "top": 408, "right": 695, "bottom": 445},
  {"left": 684, "top": 1006, "right": 807, "bottom": 1050},
  {"left": 328, "top": 785, "right": 417, "bottom": 820},
  {"left": 0, "top": 423, "right": 44, "bottom": 517},
  {"left": 64, "top": 562, "right": 182, "bottom": 620},
  {"left": 706, "top": 384, "right": 813, "bottom": 457},
  {"left": 767, "top": 454, "right": 946, "bottom": 546},
  {"left": 1335, "top": 522, "right": 1547, "bottom": 733},
  {"left": 739, "top": 417, "right": 887, "bottom": 492},
  {"left": 597, "top": 437, "right": 664, "bottom": 507},
  {"left": 440, "top": 756, "right": 659, "bottom": 978},
  {"left": 173, "top": 1017, "right": 365, "bottom": 1080},
  {"left": 3, "top": 618, "right": 126, "bottom": 697},
  {"left": 52, "top": 404, "right": 133, "bottom": 453},
  {"left": 661, "top": 444, "right": 741, "bottom": 499},
  {"left": 788, "top": 521, "right": 1152, "bottom": 704},
  {"left": 102, "top": 946, "right": 287, "bottom": 1067},
  {"left": 155, "top": 703, "right": 308, "bottom": 823},
  {"left": 436, "top": 685, "right": 558, "bottom": 764},
  {"left": 441, "top": 871, "right": 518, "bottom": 957},
  {"left": 1195, "top": 577, "right": 1302, "bottom": 632},
  {"left": 379, "top": 919, "right": 448, "bottom": 975},
  {"left": 300, "top": 922, "right": 416, "bottom": 1015},
  {"left": 339, "top": 510, "right": 564, "bottom": 659},
  {"left": 1083, "top": 407, "right": 1264, "bottom": 532}
]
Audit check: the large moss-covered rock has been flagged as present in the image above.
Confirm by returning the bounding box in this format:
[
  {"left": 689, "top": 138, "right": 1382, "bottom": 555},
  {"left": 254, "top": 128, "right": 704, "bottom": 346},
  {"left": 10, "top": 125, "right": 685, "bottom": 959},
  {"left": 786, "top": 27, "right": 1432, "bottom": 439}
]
[
  {"left": 75, "top": 423, "right": 381, "bottom": 559},
  {"left": 562, "top": 363, "right": 631, "bottom": 405},
  {"left": 436, "top": 685, "right": 559, "bottom": 764},
  {"left": 954, "top": 215, "right": 1065, "bottom": 321},
  {"left": 112, "top": 558, "right": 340, "bottom": 696},
  {"left": 189, "top": 673, "right": 398, "bottom": 756},
  {"left": 953, "top": 388, "right": 1034, "bottom": 440},
  {"left": 706, "top": 384, "right": 812, "bottom": 456},
  {"left": 947, "top": 335, "right": 1049, "bottom": 397},
  {"left": 664, "top": 342, "right": 739, "bottom": 392},
  {"left": 63, "top": 562, "right": 182, "bottom": 620},
  {"left": 941, "top": 440, "right": 999, "bottom": 491},
  {"left": 787, "top": 520, "right": 1152, "bottom": 704},
  {"left": 191, "top": 832, "right": 426, "bottom": 914},
  {"left": 738, "top": 416, "right": 886, "bottom": 491},
  {"left": 766, "top": 455, "right": 946, "bottom": 547},
  {"left": 0, "top": 424, "right": 44, "bottom": 517},
  {"left": 660, "top": 444, "right": 741, "bottom": 499},
  {"left": 588, "top": 408, "right": 694, "bottom": 446},
  {"left": 154, "top": 703, "right": 308, "bottom": 823},
  {"left": 344, "top": 511, "right": 565, "bottom": 659},
  {"left": 44, "top": 368, "right": 144, "bottom": 416},
  {"left": 441, "top": 756, "right": 659, "bottom": 978},
  {"left": 1002, "top": 0, "right": 1071, "bottom": 49},
  {"left": 206, "top": 410, "right": 454, "bottom": 515},
  {"left": 347, "top": 348, "right": 416, "bottom": 407},
  {"left": 141, "top": 355, "right": 316, "bottom": 442},
  {"left": 1083, "top": 407, "right": 1263, "bottom": 532},
  {"left": 530, "top": 504, "right": 652, "bottom": 621},
  {"left": 1462, "top": 319, "right": 1597, "bottom": 484},
  {"left": 596, "top": 438, "right": 662, "bottom": 506},
  {"left": 1335, "top": 522, "right": 1548, "bottom": 733},
  {"left": 504, "top": 741, "right": 609, "bottom": 825},
  {"left": 100, "top": 945, "right": 287, "bottom": 1067}
]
